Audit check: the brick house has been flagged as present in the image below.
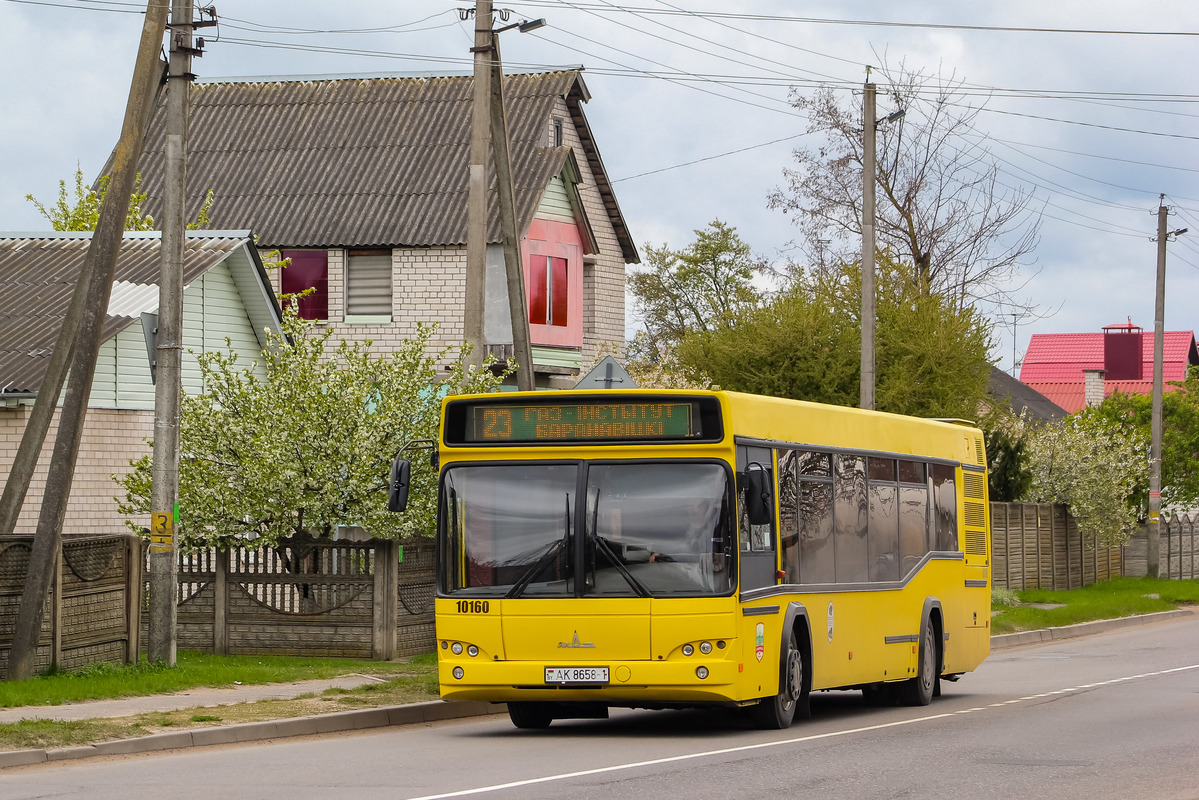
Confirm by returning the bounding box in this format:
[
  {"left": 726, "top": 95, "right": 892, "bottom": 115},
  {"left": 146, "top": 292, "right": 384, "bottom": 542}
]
[
  {"left": 126, "top": 69, "right": 640, "bottom": 386},
  {"left": 0, "top": 231, "right": 283, "bottom": 534},
  {"left": 1020, "top": 322, "right": 1199, "bottom": 413}
]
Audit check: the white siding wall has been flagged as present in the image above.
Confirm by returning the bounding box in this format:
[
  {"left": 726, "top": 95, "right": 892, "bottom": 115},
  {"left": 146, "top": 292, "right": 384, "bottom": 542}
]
[
  {"left": 115, "top": 323, "right": 155, "bottom": 408},
  {"left": 89, "top": 262, "right": 268, "bottom": 410},
  {"left": 536, "top": 175, "right": 575, "bottom": 223}
]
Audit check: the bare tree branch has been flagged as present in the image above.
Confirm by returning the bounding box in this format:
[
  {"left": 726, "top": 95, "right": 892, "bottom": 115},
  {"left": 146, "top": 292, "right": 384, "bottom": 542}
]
[{"left": 768, "top": 60, "right": 1041, "bottom": 310}]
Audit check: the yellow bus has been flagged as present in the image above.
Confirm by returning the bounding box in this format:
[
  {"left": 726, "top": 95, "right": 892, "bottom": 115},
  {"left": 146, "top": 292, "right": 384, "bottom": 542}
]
[{"left": 388, "top": 389, "right": 992, "bottom": 729}]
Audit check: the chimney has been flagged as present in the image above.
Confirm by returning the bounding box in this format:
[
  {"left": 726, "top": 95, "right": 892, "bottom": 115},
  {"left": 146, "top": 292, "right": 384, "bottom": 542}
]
[{"left": 1083, "top": 368, "right": 1106, "bottom": 407}]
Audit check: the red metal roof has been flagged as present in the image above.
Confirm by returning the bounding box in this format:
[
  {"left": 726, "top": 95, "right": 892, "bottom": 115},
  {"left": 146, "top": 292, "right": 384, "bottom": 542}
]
[
  {"left": 1025, "top": 379, "right": 1186, "bottom": 414},
  {"left": 1020, "top": 330, "right": 1197, "bottom": 384}
]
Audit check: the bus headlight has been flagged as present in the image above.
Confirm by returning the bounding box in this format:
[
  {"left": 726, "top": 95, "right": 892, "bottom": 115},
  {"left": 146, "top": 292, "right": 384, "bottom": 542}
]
[
  {"left": 699, "top": 641, "right": 713, "bottom": 655},
  {"left": 682, "top": 644, "right": 694, "bottom": 656},
  {"left": 696, "top": 666, "right": 709, "bottom": 680},
  {"left": 467, "top": 645, "right": 479, "bottom": 657},
  {"left": 453, "top": 666, "right": 465, "bottom": 680},
  {"left": 451, "top": 642, "right": 463, "bottom": 655}
]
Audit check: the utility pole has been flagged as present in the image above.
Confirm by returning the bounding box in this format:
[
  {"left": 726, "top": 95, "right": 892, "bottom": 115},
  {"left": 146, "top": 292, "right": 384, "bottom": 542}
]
[
  {"left": 1148, "top": 198, "right": 1188, "bottom": 579},
  {"left": 1008, "top": 311, "right": 1027, "bottom": 377},
  {"left": 464, "top": 0, "right": 492, "bottom": 375},
  {"left": 861, "top": 80, "right": 877, "bottom": 411},
  {"left": 4, "top": 2, "right": 169, "bottom": 681},
  {"left": 148, "top": 0, "right": 198, "bottom": 666},
  {"left": 1148, "top": 200, "right": 1167, "bottom": 580}
]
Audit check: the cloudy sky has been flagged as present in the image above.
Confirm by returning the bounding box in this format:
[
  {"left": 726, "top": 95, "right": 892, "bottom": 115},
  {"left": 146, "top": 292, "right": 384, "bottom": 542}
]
[{"left": 3, "top": 0, "right": 1198, "bottom": 375}]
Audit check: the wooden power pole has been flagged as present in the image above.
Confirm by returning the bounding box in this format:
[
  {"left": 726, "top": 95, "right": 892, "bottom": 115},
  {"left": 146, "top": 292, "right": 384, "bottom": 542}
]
[{"left": 4, "top": 3, "right": 169, "bottom": 681}]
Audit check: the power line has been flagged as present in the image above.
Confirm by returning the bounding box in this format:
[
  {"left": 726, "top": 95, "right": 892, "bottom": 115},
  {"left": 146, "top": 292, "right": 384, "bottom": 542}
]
[
  {"left": 963, "top": 102, "right": 1199, "bottom": 141},
  {"left": 611, "top": 133, "right": 808, "bottom": 183},
  {"left": 510, "top": 2, "right": 1199, "bottom": 37}
]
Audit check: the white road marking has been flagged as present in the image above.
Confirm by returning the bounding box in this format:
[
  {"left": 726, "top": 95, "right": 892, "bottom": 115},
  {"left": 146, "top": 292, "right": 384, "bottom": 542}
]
[{"left": 405, "top": 662, "right": 1199, "bottom": 800}]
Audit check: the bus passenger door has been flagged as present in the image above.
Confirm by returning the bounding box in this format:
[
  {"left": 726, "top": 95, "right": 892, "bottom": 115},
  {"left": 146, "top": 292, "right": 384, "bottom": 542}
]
[{"left": 737, "top": 445, "right": 777, "bottom": 593}]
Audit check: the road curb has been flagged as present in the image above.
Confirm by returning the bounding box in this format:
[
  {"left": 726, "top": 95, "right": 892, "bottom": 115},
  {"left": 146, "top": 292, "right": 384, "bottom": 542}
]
[
  {"left": 0, "top": 700, "right": 509, "bottom": 770},
  {"left": 990, "top": 608, "right": 1194, "bottom": 650}
]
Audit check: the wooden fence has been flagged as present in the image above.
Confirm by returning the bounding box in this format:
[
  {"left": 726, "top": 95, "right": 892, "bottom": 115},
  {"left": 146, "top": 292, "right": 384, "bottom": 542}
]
[
  {"left": 146, "top": 534, "right": 435, "bottom": 660},
  {"left": 0, "top": 533, "right": 143, "bottom": 675},
  {"left": 990, "top": 503, "right": 1123, "bottom": 591},
  {"left": 1123, "top": 514, "right": 1199, "bottom": 580}
]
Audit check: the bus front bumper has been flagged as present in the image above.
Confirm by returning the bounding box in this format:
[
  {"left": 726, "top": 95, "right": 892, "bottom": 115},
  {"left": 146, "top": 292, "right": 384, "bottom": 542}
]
[{"left": 439, "top": 659, "right": 746, "bottom": 705}]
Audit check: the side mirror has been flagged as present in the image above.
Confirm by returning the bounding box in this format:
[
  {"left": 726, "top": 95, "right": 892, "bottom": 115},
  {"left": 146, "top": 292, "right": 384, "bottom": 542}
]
[
  {"left": 745, "top": 464, "right": 773, "bottom": 526},
  {"left": 388, "top": 459, "right": 412, "bottom": 512}
]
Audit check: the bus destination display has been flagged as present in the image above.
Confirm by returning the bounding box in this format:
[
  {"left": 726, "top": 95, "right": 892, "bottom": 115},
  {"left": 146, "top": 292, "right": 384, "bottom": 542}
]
[{"left": 466, "top": 401, "right": 699, "bottom": 443}]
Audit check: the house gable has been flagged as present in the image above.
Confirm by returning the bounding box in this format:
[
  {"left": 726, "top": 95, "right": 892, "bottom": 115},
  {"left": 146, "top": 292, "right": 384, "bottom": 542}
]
[
  {"left": 0, "top": 231, "right": 282, "bottom": 407},
  {"left": 117, "top": 69, "right": 636, "bottom": 384}
]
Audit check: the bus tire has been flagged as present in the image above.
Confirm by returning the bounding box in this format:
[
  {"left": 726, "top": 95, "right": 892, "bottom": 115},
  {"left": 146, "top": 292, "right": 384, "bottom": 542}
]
[
  {"left": 507, "top": 701, "right": 554, "bottom": 729},
  {"left": 752, "top": 630, "right": 806, "bottom": 729},
  {"left": 898, "top": 617, "right": 937, "bottom": 707}
]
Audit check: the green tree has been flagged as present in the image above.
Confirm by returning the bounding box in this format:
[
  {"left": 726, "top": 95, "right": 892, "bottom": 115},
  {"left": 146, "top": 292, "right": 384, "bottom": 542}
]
[
  {"left": 678, "top": 256, "right": 993, "bottom": 419},
  {"left": 628, "top": 220, "right": 769, "bottom": 354},
  {"left": 116, "top": 308, "right": 509, "bottom": 547},
  {"left": 980, "top": 406, "right": 1034, "bottom": 502},
  {"left": 1089, "top": 374, "right": 1199, "bottom": 513},
  {"left": 27, "top": 164, "right": 213, "bottom": 231},
  {"left": 1024, "top": 408, "right": 1145, "bottom": 546}
]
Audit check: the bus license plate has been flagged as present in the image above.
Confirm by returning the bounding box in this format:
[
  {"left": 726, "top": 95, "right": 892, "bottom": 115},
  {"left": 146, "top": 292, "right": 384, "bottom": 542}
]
[{"left": 545, "top": 667, "right": 609, "bottom": 685}]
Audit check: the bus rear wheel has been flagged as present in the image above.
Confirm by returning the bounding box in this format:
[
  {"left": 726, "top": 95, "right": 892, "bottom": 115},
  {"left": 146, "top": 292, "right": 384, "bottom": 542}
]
[
  {"left": 752, "top": 630, "right": 808, "bottom": 729},
  {"left": 507, "top": 701, "right": 554, "bottom": 729},
  {"left": 898, "top": 617, "right": 937, "bottom": 707}
]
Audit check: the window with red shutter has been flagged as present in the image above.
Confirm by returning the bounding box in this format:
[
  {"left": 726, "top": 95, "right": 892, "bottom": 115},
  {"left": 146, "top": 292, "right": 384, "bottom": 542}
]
[{"left": 280, "top": 250, "right": 329, "bottom": 320}]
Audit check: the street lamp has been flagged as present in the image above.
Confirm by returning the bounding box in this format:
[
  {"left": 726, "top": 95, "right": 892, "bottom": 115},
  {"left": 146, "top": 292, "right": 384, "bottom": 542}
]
[{"left": 497, "top": 17, "right": 545, "bottom": 34}]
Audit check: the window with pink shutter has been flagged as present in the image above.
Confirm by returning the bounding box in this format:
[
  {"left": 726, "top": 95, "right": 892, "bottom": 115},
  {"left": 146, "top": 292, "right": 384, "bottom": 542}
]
[{"left": 523, "top": 219, "right": 584, "bottom": 348}]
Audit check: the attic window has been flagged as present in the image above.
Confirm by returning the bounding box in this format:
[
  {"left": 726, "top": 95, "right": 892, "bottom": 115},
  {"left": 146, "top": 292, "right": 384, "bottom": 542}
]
[
  {"left": 280, "top": 250, "right": 328, "bottom": 321},
  {"left": 553, "top": 117, "right": 563, "bottom": 147}
]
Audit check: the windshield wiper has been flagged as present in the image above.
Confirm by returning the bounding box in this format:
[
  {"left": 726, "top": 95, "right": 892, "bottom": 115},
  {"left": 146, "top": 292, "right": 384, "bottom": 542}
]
[
  {"left": 506, "top": 494, "right": 571, "bottom": 599},
  {"left": 588, "top": 489, "right": 650, "bottom": 598}
]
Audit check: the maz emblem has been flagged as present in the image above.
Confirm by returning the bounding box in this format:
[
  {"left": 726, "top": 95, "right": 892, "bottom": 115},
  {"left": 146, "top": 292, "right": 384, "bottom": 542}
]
[{"left": 558, "top": 631, "right": 596, "bottom": 648}]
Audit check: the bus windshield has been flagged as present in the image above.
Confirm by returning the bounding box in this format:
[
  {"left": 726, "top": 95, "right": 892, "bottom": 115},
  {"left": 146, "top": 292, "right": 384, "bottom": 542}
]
[{"left": 441, "top": 462, "right": 734, "bottom": 598}]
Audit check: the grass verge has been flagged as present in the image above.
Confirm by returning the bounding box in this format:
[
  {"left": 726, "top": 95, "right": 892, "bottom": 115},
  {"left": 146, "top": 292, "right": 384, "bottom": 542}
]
[
  {"left": 0, "top": 663, "right": 440, "bottom": 751},
  {"left": 991, "top": 576, "right": 1199, "bottom": 635},
  {"left": 0, "top": 651, "right": 434, "bottom": 709}
]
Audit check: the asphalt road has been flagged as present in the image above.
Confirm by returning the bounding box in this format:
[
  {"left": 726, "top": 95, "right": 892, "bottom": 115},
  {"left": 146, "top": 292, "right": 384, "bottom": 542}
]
[{"left": 4, "top": 615, "right": 1198, "bottom": 800}]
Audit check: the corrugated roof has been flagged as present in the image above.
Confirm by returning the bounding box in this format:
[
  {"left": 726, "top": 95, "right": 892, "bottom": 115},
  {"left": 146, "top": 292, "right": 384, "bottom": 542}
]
[
  {"left": 1025, "top": 379, "right": 1187, "bottom": 414},
  {"left": 1021, "top": 330, "right": 1198, "bottom": 383},
  {"left": 0, "top": 232, "right": 252, "bottom": 395},
  {"left": 119, "top": 70, "right": 639, "bottom": 262}
]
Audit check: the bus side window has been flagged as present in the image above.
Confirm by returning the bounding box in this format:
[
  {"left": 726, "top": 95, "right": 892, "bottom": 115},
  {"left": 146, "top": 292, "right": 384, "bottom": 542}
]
[
  {"left": 737, "top": 447, "right": 774, "bottom": 553},
  {"left": 778, "top": 450, "right": 798, "bottom": 572},
  {"left": 931, "top": 464, "right": 958, "bottom": 551}
]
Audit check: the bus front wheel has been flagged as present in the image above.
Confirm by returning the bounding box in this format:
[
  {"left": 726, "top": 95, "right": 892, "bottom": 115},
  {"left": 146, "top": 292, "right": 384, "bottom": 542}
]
[
  {"left": 898, "top": 617, "right": 937, "bottom": 707},
  {"left": 752, "top": 630, "right": 808, "bottom": 729},
  {"left": 507, "top": 701, "right": 554, "bottom": 729}
]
